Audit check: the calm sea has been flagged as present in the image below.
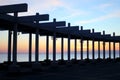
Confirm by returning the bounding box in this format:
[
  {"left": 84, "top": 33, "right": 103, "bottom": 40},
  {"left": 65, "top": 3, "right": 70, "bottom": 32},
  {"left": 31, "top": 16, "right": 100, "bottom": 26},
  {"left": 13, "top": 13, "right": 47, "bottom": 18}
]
[{"left": 0, "top": 51, "right": 119, "bottom": 63}]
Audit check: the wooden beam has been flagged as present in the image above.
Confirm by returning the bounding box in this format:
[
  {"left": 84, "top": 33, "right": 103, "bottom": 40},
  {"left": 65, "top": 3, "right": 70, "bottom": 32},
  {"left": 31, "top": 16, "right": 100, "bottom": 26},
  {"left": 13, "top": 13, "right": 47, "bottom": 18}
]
[
  {"left": 0, "top": 3, "right": 27, "bottom": 13},
  {"left": 18, "top": 14, "right": 49, "bottom": 22}
]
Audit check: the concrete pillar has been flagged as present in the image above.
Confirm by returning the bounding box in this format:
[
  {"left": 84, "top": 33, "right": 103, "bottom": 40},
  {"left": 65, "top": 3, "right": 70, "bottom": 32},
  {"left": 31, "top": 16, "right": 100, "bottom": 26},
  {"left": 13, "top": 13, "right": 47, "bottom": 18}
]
[
  {"left": 98, "top": 41, "right": 100, "bottom": 59},
  {"left": 13, "top": 12, "right": 18, "bottom": 64},
  {"left": 113, "top": 42, "right": 115, "bottom": 59},
  {"left": 53, "top": 19, "right": 56, "bottom": 62},
  {"left": 87, "top": 40, "right": 89, "bottom": 59},
  {"left": 92, "top": 40, "right": 95, "bottom": 60},
  {"left": 29, "top": 33, "right": 32, "bottom": 62},
  {"left": 92, "top": 29, "right": 95, "bottom": 60},
  {"left": 8, "top": 30, "right": 12, "bottom": 62},
  {"left": 46, "top": 35, "right": 49, "bottom": 60},
  {"left": 68, "top": 23, "right": 71, "bottom": 61},
  {"left": 103, "top": 41, "right": 105, "bottom": 59},
  {"left": 103, "top": 31, "right": 105, "bottom": 59},
  {"left": 35, "top": 29, "right": 39, "bottom": 63},
  {"left": 81, "top": 26, "right": 83, "bottom": 60},
  {"left": 113, "top": 32, "right": 115, "bottom": 59},
  {"left": 119, "top": 42, "right": 120, "bottom": 58},
  {"left": 53, "top": 33, "right": 56, "bottom": 62},
  {"left": 35, "top": 13, "right": 40, "bottom": 63},
  {"left": 75, "top": 39, "right": 77, "bottom": 60},
  {"left": 109, "top": 42, "right": 111, "bottom": 59},
  {"left": 81, "top": 39, "right": 83, "bottom": 60},
  {"left": 61, "top": 37, "right": 64, "bottom": 60}
]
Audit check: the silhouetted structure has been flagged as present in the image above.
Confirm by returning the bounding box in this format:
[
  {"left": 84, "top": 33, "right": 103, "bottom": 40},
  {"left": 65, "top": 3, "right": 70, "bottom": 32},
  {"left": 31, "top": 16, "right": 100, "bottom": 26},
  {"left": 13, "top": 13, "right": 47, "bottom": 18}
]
[{"left": 0, "top": 3, "right": 120, "bottom": 66}]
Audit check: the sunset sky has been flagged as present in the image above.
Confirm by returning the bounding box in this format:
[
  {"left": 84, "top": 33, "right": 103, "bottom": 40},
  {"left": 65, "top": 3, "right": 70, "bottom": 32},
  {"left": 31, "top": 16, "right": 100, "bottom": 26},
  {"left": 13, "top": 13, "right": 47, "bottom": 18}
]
[{"left": 0, "top": 0, "right": 120, "bottom": 54}]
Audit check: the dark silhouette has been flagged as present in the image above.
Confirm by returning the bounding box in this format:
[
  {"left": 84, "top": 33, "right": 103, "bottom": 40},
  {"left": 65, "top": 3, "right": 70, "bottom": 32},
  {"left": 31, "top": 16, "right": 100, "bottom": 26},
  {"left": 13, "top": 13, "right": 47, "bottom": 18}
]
[{"left": 0, "top": 3, "right": 120, "bottom": 80}]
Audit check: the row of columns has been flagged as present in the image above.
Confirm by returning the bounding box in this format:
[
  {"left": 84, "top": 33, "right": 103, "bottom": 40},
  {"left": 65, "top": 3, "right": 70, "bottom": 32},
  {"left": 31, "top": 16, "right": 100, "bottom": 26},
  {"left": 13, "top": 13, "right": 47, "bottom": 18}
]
[
  {"left": 7, "top": 32, "right": 120, "bottom": 63},
  {"left": 7, "top": 24, "right": 120, "bottom": 64},
  {"left": 7, "top": 31, "right": 120, "bottom": 63}
]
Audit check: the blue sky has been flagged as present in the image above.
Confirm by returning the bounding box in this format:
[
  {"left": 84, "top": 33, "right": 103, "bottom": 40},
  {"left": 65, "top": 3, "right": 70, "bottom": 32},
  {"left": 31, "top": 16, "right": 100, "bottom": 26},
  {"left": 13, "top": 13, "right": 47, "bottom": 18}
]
[
  {"left": 0, "top": 0, "right": 120, "bottom": 34},
  {"left": 0, "top": 0, "right": 120, "bottom": 53}
]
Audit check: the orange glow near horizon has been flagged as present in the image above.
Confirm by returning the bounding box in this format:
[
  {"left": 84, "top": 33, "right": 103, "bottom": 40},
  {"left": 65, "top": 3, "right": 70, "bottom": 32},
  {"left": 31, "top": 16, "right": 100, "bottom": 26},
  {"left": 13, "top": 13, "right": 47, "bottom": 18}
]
[
  {"left": 0, "top": 39, "right": 120, "bottom": 54},
  {"left": 0, "top": 32, "right": 120, "bottom": 54}
]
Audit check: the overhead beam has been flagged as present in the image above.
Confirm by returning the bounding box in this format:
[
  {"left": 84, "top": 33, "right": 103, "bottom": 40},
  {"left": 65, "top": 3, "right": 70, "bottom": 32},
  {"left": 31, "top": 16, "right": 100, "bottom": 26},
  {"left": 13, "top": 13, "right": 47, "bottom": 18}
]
[
  {"left": 18, "top": 14, "right": 49, "bottom": 22},
  {"left": 0, "top": 3, "right": 27, "bottom": 13}
]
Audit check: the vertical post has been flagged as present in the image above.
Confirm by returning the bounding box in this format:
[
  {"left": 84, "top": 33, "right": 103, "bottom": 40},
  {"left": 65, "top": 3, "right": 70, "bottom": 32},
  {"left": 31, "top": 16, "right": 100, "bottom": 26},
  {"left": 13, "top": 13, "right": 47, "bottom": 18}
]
[
  {"left": 75, "top": 39, "right": 77, "bottom": 60},
  {"left": 53, "top": 18, "right": 56, "bottom": 62},
  {"left": 103, "top": 41, "right": 105, "bottom": 59},
  {"left": 35, "top": 13, "right": 40, "bottom": 63},
  {"left": 13, "top": 12, "right": 18, "bottom": 64},
  {"left": 81, "top": 39, "right": 83, "bottom": 60},
  {"left": 29, "top": 33, "right": 32, "bottom": 62},
  {"left": 113, "top": 42, "right": 115, "bottom": 59},
  {"left": 87, "top": 40, "right": 89, "bottom": 59},
  {"left": 46, "top": 35, "right": 49, "bottom": 60},
  {"left": 92, "top": 29, "right": 95, "bottom": 60},
  {"left": 92, "top": 40, "right": 95, "bottom": 60},
  {"left": 61, "top": 37, "right": 64, "bottom": 60},
  {"left": 8, "top": 30, "right": 12, "bottom": 62},
  {"left": 103, "top": 31, "right": 105, "bottom": 60},
  {"left": 81, "top": 26, "right": 83, "bottom": 60},
  {"left": 53, "top": 33, "right": 56, "bottom": 62},
  {"left": 68, "top": 23, "right": 71, "bottom": 61},
  {"left": 109, "top": 42, "right": 111, "bottom": 59},
  {"left": 98, "top": 41, "right": 100, "bottom": 59},
  {"left": 113, "top": 32, "right": 115, "bottom": 60},
  {"left": 35, "top": 29, "right": 39, "bottom": 63},
  {"left": 119, "top": 42, "right": 120, "bottom": 58}
]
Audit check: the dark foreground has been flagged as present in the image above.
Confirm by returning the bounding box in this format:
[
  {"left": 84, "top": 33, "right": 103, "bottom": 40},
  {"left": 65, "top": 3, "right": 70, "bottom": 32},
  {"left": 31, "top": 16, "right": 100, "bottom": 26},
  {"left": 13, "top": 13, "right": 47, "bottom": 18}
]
[{"left": 1, "top": 59, "right": 120, "bottom": 80}]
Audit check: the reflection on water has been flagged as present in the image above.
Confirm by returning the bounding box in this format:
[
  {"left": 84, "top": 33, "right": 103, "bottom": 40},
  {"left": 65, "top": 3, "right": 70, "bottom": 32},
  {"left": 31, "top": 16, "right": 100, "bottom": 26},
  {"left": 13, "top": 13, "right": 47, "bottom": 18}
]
[{"left": 0, "top": 51, "right": 119, "bottom": 63}]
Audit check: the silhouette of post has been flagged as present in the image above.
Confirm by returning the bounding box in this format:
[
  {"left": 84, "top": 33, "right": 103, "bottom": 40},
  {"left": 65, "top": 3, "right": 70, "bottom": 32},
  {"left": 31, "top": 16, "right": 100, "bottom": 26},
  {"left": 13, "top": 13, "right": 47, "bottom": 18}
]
[
  {"left": 109, "top": 42, "right": 111, "bottom": 59},
  {"left": 113, "top": 32, "right": 115, "bottom": 59},
  {"left": 92, "top": 29, "right": 95, "bottom": 60},
  {"left": 75, "top": 38, "right": 77, "bottom": 60},
  {"left": 81, "top": 26, "right": 83, "bottom": 60},
  {"left": 61, "top": 37, "right": 64, "bottom": 60},
  {"left": 103, "top": 31, "right": 105, "bottom": 60},
  {"left": 68, "top": 23, "right": 71, "bottom": 61},
  {"left": 119, "top": 42, "right": 120, "bottom": 58},
  {"left": 46, "top": 35, "right": 49, "bottom": 60},
  {"left": 35, "top": 29, "right": 39, "bottom": 63},
  {"left": 98, "top": 41, "right": 100, "bottom": 59},
  {"left": 81, "top": 39, "right": 83, "bottom": 60},
  {"left": 29, "top": 33, "right": 32, "bottom": 62},
  {"left": 13, "top": 12, "right": 18, "bottom": 64},
  {"left": 53, "top": 19, "right": 56, "bottom": 62},
  {"left": 35, "top": 13, "right": 40, "bottom": 63},
  {"left": 87, "top": 40, "right": 89, "bottom": 59},
  {"left": 8, "top": 30, "right": 12, "bottom": 62}
]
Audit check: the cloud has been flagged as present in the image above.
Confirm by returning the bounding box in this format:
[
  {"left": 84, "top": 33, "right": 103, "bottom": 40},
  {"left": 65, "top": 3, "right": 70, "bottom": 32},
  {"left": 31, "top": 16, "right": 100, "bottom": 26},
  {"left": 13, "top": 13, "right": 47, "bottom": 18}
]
[
  {"left": 98, "top": 3, "right": 112, "bottom": 10},
  {"left": 27, "top": 0, "right": 64, "bottom": 14},
  {"left": 77, "top": 10, "right": 120, "bottom": 24}
]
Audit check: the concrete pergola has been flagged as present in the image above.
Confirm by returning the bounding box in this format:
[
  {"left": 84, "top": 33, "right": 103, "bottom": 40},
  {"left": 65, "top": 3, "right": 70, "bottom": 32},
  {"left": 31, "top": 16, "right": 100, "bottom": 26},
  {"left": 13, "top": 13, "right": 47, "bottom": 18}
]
[{"left": 0, "top": 3, "right": 120, "bottom": 65}]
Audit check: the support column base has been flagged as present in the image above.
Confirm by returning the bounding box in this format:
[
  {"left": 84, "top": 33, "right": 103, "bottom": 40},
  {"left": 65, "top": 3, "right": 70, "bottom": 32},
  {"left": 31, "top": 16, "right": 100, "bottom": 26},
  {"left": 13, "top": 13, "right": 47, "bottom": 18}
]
[
  {"left": 8, "top": 64, "right": 20, "bottom": 73},
  {"left": 32, "top": 63, "right": 42, "bottom": 71}
]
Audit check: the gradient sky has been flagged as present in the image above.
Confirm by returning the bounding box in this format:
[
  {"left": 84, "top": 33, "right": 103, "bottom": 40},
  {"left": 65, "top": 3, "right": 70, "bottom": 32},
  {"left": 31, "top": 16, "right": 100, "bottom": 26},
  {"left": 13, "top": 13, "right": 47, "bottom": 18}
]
[{"left": 0, "top": 0, "right": 120, "bottom": 54}]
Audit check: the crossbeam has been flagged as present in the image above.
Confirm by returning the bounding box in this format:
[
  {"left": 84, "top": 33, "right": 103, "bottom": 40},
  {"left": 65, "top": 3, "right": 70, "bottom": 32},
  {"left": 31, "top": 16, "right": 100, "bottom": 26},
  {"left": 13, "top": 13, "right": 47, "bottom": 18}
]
[
  {"left": 56, "top": 26, "right": 79, "bottom": 33},
  {"left": 0, "top": 3, "right": 28, "bottom": 13},
  {"left": 18, "top": 14, "right": 49, "bottom": 22}
]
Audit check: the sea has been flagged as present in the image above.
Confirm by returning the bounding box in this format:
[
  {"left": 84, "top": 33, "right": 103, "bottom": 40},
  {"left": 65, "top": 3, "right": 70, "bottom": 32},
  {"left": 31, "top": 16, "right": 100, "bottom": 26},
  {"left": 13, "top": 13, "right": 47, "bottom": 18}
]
[{"left": 0, "top": 51, "right": 120, "bottom": 63}]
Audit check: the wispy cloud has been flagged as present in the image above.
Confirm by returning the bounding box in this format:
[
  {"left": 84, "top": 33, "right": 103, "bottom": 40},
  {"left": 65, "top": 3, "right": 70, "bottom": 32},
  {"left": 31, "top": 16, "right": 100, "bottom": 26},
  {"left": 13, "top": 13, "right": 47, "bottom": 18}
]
[
  {"left": 97, "top": 3, "right": 113, "bottom": 10},
  {"left": 77, "top": 10, "right": 120, "bottom": 24},
  {"left": 27, "top": 0, "right": 64, "bottom": 14}
]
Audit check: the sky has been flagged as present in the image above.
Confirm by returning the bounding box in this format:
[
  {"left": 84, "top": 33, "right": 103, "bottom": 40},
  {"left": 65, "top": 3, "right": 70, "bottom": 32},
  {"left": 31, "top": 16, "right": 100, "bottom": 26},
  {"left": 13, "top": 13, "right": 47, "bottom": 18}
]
[{"left": 0, "top": 0, "right": 120, "bottom": 54}]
